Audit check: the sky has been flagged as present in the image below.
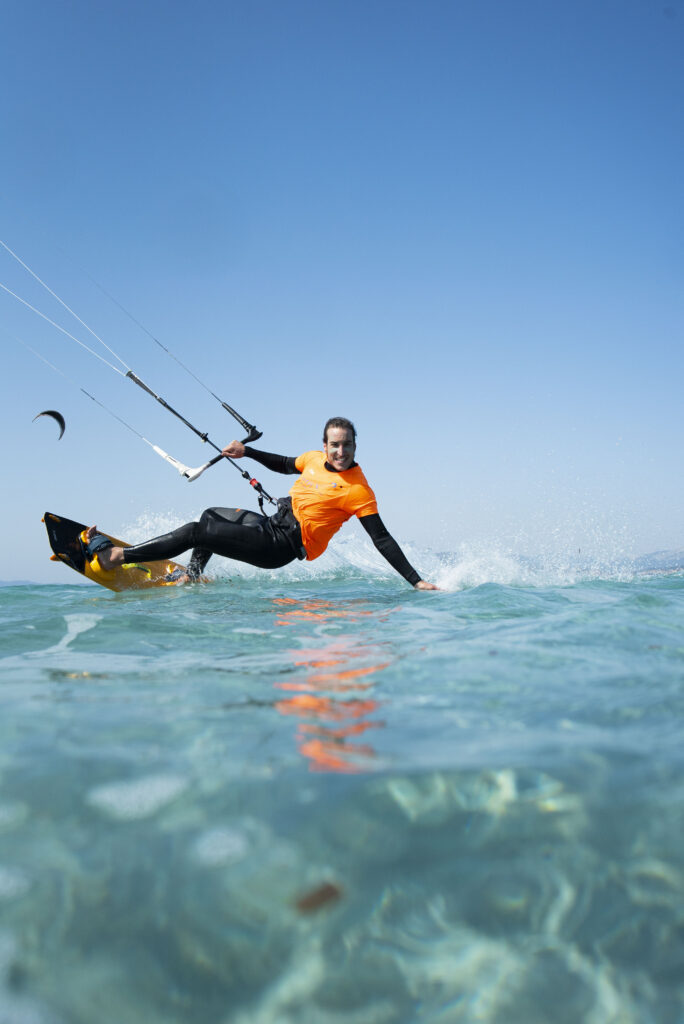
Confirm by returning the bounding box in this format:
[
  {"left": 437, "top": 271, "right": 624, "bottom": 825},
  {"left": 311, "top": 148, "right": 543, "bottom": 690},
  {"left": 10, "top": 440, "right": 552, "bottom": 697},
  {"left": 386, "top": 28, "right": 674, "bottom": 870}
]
[{"left": 1, "top": 0, "right": 682, "bottom": 582}]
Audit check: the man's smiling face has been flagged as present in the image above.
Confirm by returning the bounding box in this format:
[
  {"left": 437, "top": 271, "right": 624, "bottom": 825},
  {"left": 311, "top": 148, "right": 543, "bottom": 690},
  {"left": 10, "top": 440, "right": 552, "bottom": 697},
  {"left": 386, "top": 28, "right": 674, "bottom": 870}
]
[{"left": 324, "top": 426, "right": 356, "bottom": 471}]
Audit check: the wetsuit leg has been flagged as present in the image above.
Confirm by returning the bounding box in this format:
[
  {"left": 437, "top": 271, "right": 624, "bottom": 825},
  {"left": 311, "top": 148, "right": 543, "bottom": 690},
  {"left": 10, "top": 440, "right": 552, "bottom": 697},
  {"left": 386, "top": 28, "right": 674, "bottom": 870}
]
[
  {"left": 186, "top": 508, "right": 267, "bottom": 578},
  {"left": 122, "top": 522, "right": 199, "bottom": 563},
  {"left": 122, "top": 507, "right": 297, "bottom": 574},
  {"left": 187, "top": 546, "right": 212, "bottom": 579}
]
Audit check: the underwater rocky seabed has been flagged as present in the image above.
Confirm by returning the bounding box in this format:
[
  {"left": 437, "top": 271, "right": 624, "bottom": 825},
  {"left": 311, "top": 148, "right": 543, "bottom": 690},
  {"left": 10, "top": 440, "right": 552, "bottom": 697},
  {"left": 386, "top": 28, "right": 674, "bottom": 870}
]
[{"left": 1, "top": 556, "right": 683, "bottom": 1022}]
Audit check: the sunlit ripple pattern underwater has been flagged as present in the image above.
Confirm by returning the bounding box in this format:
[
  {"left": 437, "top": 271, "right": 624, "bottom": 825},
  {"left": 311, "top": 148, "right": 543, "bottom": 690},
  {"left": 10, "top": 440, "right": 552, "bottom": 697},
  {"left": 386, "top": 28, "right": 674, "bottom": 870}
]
[{"left": 1, "top": 550, "right": 684, "bottom": 1023}]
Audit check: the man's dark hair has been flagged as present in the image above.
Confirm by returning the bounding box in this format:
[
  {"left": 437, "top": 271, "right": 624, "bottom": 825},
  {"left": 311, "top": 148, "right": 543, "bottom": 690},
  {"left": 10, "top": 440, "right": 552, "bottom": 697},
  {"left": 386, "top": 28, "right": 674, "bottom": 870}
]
[{"left": 323, "top": 417, "right": 356, "bottom": 444}]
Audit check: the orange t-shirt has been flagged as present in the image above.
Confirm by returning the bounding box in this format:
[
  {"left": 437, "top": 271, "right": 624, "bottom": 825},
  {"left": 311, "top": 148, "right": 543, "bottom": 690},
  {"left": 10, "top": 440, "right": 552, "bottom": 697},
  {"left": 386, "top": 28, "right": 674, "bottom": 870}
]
[{"left": 289, "top": 451, "right": 378, "bottom": 560}]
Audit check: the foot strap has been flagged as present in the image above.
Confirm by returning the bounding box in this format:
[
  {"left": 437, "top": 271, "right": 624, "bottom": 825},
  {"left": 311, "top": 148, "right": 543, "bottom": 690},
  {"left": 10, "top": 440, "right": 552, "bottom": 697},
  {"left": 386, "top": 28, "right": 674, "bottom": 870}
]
[
  {"left": 83, "top": 533, "right": 114, "bottom": 559},
  {"left": 162, "top": 567, "right": 188, "bottom": 583}
]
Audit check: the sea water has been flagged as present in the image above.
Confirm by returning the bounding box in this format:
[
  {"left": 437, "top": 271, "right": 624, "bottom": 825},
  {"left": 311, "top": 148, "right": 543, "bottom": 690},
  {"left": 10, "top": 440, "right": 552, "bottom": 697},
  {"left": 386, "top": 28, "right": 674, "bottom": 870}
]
[{"left": 1, "top": 534, "right": 684, "bottom": 1023}]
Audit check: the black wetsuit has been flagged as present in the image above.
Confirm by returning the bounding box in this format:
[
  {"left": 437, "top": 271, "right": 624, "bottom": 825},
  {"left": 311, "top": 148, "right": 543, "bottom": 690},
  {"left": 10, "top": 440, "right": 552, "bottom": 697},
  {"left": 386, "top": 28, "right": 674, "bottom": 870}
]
[
  {"left": 121, "top": 447, "right": 421, "bottom": 585},
  {"left": 122, "top": 501, "right": 303, "bottom": 578}
]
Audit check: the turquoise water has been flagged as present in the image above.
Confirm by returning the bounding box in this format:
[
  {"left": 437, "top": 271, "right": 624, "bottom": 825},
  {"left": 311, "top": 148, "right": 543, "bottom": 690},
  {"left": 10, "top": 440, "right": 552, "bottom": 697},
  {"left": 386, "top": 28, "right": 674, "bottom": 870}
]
[{"left": 1, "top": 544, "right": 684, "bottom": 1023}]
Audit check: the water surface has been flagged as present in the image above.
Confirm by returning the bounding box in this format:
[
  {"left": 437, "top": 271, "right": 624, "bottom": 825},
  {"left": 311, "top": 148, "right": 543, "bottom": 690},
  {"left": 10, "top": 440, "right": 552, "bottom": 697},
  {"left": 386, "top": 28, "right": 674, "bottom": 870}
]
[{"left": 1, "top": 553, "right": 683, "bottom": 1022}]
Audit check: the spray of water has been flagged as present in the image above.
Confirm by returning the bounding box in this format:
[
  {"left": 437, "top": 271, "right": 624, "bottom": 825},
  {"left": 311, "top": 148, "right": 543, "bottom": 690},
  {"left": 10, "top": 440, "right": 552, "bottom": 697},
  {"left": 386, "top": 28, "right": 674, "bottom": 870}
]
[{"left": 118, "top": 508, "right": 684, "bottom": 592}]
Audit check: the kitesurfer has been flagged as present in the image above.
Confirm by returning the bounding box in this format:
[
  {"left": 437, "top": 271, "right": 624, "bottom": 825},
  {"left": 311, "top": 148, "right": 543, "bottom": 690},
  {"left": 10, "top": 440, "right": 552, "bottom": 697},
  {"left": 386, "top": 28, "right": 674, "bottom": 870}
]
[{"left": 85, "top": 418, "right": 438, "bottom": 590}]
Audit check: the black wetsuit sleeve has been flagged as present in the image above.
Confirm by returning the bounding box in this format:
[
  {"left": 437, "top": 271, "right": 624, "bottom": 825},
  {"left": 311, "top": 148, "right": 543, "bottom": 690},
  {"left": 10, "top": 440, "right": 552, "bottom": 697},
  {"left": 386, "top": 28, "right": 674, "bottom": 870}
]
[
  {"left": 359, "top": 513, "right": 421, "bottom": 587},
  {"left": 242, "top": 447, "right": 299, "bottom": 474}
]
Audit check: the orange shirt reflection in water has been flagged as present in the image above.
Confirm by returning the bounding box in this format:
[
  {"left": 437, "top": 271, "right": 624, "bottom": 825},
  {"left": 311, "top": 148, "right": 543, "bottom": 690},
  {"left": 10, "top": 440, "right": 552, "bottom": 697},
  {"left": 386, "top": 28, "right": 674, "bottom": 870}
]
[{"left": 273, "top": 598, "right": 390, "bottom": 773}]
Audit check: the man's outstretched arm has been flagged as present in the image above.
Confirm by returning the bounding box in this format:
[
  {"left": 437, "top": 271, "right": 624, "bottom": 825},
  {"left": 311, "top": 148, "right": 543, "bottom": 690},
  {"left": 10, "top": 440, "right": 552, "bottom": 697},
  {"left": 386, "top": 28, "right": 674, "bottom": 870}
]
[{"left": 359, "top": 514, "right": 438, "bottom": 590}]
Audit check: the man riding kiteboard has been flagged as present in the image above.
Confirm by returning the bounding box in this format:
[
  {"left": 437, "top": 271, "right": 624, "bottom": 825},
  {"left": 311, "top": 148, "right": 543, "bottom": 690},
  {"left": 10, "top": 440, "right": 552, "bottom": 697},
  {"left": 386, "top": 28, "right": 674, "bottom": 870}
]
[{"left": 84, "top": 417, "right": 438, "bottom": 590}]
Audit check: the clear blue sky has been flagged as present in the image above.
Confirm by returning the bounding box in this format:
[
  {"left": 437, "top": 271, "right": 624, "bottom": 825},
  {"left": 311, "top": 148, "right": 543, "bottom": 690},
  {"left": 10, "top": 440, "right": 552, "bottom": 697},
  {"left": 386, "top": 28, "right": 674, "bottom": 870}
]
[{"left": 1, "top": 0, "right": 682, "bottom": 582}]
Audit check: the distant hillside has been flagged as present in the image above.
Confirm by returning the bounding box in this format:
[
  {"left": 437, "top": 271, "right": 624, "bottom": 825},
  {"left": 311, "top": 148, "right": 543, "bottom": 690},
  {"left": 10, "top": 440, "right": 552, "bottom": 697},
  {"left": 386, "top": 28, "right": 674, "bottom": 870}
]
[{"left": 633, "top": 550, "right": 684, "bottom": 573}]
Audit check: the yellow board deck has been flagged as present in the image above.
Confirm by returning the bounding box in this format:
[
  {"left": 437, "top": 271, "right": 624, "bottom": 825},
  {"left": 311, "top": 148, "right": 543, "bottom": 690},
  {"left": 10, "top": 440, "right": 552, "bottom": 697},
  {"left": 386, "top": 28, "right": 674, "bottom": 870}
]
[{"left": 43, "top": 512, "right": 187, "bottom": 592}]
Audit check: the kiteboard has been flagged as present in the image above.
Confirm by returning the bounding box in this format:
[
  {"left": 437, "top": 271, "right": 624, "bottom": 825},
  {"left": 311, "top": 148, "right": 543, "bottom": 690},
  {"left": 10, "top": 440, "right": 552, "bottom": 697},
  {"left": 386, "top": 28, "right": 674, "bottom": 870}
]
[{"left": 43, "top": 512, "right": 187, "bottom": 592}]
